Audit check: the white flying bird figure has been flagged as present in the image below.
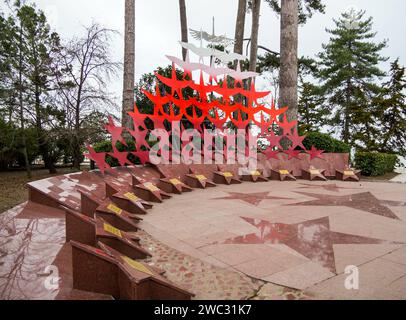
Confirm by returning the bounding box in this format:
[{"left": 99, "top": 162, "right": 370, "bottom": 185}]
[
  {"left": 166, "top": 55, "right": 202, "bottom": 72},
  {"left": 166, "top": 54, "right": 234, "bottom": 78},
  {"left": 189, "top": 28, "right": 235, "bottom": 46},
  {"left": 211, "top": 50, "right": 248, "bottom": 64},
  {"left": 179, "top": 42, "right": 214, "bottom": 58},
  {"left": 179, "top": 42, "right": 248, "bottom": 65},
  {"left": 227, "top": 64, "right": 259, "bottom": 81}
]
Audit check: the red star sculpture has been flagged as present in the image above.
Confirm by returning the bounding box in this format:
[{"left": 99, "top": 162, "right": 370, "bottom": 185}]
[
  {"left": 155, "top": 65, "right": 192, "bottom": 96},
  {"left": 104, "top": 116, "right": 127, "bottom": 147},
  {"left": 278, "top": 114, "right": 297, "bottom": 135},
  {"left": 306, "top": 146, "right": 325, "bottom": 160},
  {"left": 289, "top": 129, "right": 306, "bottom": 149},
  {"left": 84, "top": 145, "right": 110, "bottom": 174},
  {"left": 259, "top": 99, "right": 288, "bottom": 123},
  {"left": 132, "top": 151, "right": 150, "bottom": 165},
  {"left": 128, "top": 104, "right": 148, "bottom": 129},
  {"left": 108, "top": 147, "right": 131, "bottom": 167},
  {"left": 128, "top": 127, "right": 149, "bottom": 151},
  {"left": 263, "top": 148, "right": 280, "bottom": 160},
  {"left": 265, "top": 131, "right": 282, "bottom": 149},
  {"left": 284, "top": 148, "right": 302, "bottom": 160}
]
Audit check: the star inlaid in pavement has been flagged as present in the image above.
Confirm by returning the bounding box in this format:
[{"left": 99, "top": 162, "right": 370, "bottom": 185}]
[
  {"left": 213, "top": 192, "right": 289, "bottom": 206},
  {"left": 290, "top": 191, "right": 404, "bottom": 220},
  {"left": 221, "top": 216, "right": 401, "bottom": 273},
  {"left": 297, "top": 183, "right": 359, "bottom": 193}
]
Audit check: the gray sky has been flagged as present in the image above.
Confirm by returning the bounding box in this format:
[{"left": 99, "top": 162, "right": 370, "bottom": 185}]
[{"left": 2, "top": 0, "right": 405, "bottom": 106}]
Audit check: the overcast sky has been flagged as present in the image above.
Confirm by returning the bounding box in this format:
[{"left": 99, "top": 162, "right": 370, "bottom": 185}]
[{"left": 1, "top": 0, "right": 405, "bottom": 105}]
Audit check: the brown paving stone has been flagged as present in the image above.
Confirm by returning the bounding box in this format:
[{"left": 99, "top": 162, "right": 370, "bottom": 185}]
[
  {"left": 264, "top": 262, "right": 335, "bottom": 290},
  {"left": 234, "top": 257, "right": 286, "bottom": 278},
  {"left": 290, "top": 191, "right": 404, "bottom": 220},
  {"left": 219, "top": 216, "right": 399, "bottom": 273},
  {"left": 297, "top": 183, "right": 361, "bottom": 193},
  {"left": 212, "top": 192, "right": 289, "bottom": 206},
  {"left": 381, "top": 246, "right": 406, "bottom": 266},
  {"left": 333, "top": 244, "right": 404, "bottom": 274},
  {"left": 307, "top": 258, "right": 406, "bottom": 299}
]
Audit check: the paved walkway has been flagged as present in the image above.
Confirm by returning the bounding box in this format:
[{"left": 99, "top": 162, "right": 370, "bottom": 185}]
[
  {"left": 140, "top": 180, "right": 406, "bottom": 299},
  {"left": 391, "top": 173, "right": 406, "bottom": 183},
  {"left": 392, "top": 156, "right": 406, "bottom": 183},
  {"left": 1, "top": 178, "right": 406, "bottom": 300}
]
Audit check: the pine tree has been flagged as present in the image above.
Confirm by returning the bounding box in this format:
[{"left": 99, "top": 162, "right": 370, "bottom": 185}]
[
  {"left": 374, "top": 59, "right": 406, "bottom": 156},
  {"left": 317, "top": 9, "right": 387, "bottom": 147},
  {"left": 298, "top": 81, "right": 328, "bottom": 133},
  {"left": 266, "top": 0, "right": 325, "bottom": 24},
  {"left": 16, "top": 3, "right": 62, "bottom": 173}
]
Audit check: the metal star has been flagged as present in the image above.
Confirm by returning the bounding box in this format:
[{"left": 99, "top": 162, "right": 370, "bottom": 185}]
[{"left": 301, "top": 167, "right": 327, "bottom": 181}]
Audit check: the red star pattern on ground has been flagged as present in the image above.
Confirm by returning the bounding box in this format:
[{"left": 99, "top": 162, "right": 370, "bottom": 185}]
[
  {"left": 290, "top": 191, "right": 404, "bottom": 220},
  {"left": 221, "top": 216, "right": 401, "bottom": 273},
  {"left": 297, "top": 183, "right": 359, "bottom": 193},
  {"left": 213, "top": 192, "right": 289, "bottom": 206}
]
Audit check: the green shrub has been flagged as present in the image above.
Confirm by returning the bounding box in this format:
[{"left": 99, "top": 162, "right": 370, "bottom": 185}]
[
  {"left": 303, "top": 132, "right": 351, "bottom": 153},
  {"left": 355, "top": 152, "right": 398, "bottom": 176}
]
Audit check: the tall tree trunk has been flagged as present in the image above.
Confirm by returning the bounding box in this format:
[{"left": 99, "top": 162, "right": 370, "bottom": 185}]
[
  {"left": 344, "top": 79, "right": 352, "bottom": 144},
  {"left": 249, "top": 0, "right": 261, "bottom": 72},
  {"left": 279, "top": 0, "right": 298, "bottom": 127},
  {"left": 73, "top": 84, "right": 82, "bottom": 170},
  {"left": 18, "top": 21, "right": 31, "bottom": 178},
  {"left": 233, "top": 0, "right": 247, "bottom": 123},
  {"left": 34, "top": 87, "right": 56, "bottom": 174},
  {"left": 233, "top": 0, "right": 247, "bottom": 68},
  {"left": 179, "top": 0, "right": 188, "bottom": 60},
  {"left": 122, "top": 0, "right": 135, "bottom": 130}
]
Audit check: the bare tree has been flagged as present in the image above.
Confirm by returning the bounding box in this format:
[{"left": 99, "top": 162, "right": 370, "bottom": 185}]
[
  {"left": 249, "top": 0, "right": 261, "bottom": 72},
  {"left": 233, "top": 0, "right": 247, "bottom": 68},
  {"left": 122, "top": 0, "right": 135, "bottom": 129},
  {"left": 55, "top": 23, "right": 120, "bottom": 169},
  {"left": 179, "top": 0, "right": 188, "bottom": 60},
  {"left": 279, "top": 0, "right": 298, "bottom": 125}
]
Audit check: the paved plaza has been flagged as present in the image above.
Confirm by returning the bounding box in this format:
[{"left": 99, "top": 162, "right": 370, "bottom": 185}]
[{"left": 1, "top": 171, "right": 405, "bottom": 300}]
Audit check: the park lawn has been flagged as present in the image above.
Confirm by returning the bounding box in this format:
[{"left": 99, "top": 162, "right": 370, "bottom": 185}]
[{"left": 0, "top": 167, "right": 80, "bottom": 214}]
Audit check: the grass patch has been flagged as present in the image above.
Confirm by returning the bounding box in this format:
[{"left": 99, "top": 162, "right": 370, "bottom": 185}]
[{"left": 0, "top": 167, "right": 80, "bottom": 214}]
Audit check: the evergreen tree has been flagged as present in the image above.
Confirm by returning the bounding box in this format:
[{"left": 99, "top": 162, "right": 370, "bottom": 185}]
[
  {"left": 16, "top": 2, "right": 62, "bottom": 173},
  {"left": 298, "top": 81, "right": 328, "bottom": 133},
  {"left": 266, "top": 0, "right": 325, "bottom": 24},
  {"left": 374, "top": 59, "right": 406, "bottom": 156},
  {"left": 317, "top": 9, "right": 387, "bottom": 147}
]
